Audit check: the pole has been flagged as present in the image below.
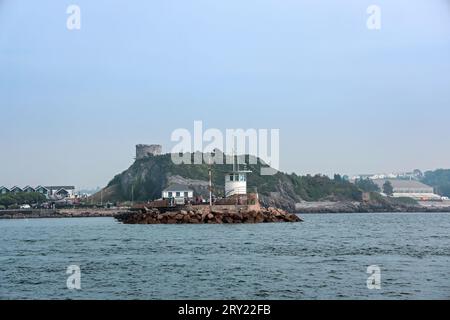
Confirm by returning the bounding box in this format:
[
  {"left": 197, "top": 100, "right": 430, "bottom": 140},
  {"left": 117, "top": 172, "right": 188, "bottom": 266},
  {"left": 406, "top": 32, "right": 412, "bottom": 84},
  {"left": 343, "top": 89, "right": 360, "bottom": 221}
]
[
  {"left": 208, "top": 160, "right": 212, "bottom": 206},
  {"left": 131, "top": 185, "right": 134, "bottom": 206}
]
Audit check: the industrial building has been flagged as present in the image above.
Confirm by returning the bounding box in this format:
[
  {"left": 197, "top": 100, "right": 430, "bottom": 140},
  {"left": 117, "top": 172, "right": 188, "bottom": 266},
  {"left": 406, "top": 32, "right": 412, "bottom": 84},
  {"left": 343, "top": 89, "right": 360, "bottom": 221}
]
[{"left": 373, "top": 179, "right": 441, "bottom": 201}]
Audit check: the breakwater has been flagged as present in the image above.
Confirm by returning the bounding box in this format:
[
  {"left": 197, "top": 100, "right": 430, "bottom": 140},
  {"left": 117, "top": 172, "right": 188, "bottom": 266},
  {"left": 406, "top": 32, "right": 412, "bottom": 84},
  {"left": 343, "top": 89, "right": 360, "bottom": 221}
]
[
  {"left": 115, "top": 206, "right": 302, "bottom": 224},
  {"left": 0, "top": 209, "right": 120, "bottom": 219}
]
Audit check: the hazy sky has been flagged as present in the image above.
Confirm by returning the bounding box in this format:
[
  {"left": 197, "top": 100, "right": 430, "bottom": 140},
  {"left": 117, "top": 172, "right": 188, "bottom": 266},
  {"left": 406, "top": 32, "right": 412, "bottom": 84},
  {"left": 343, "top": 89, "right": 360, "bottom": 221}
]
[{"left": 1, "top": 0, "right": 450, "bottom": 189}]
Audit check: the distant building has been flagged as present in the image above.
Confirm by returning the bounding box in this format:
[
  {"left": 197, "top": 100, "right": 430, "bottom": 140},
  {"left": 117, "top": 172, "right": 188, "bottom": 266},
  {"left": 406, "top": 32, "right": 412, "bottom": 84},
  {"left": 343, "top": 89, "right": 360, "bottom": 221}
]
[
  {"left": 45, "top": 186, "right": 75, "bottom": 198},
  {"left": 136, "top": 144, "right": 162, "bottom": 160},
  {"left": 35, "top": 186, "right": 50, "bottom": 196},
  {"left": 162, "top": 184, "right": 194, "bottom": 204},
  {"left": 23, "top": 186, "right": 36, "bottom": 193},
  {"left": 0, "top": 186, "right": 10, "bottom": 195},
  {"left": 373, "top": 179, "right": 441, "bottom": 201},
  {"left": 10, "top": 186, "right": 23, "bottom": 193},
  {"left": 0, "top": 185, "right": 75, "bottom": 199}
]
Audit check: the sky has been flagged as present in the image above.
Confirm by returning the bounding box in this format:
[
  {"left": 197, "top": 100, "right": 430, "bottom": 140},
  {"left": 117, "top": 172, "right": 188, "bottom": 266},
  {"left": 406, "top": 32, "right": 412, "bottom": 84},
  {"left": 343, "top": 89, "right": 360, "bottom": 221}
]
[{"left": 1, "top": 0, "right": 450, "bottom": 189}]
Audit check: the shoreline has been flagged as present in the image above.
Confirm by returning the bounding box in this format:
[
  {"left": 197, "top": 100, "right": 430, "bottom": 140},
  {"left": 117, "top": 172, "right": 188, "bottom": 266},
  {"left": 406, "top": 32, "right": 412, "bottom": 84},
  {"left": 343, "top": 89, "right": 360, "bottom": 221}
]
[{"left": 2, "top": 201, "right": 450, "bottom": 220}]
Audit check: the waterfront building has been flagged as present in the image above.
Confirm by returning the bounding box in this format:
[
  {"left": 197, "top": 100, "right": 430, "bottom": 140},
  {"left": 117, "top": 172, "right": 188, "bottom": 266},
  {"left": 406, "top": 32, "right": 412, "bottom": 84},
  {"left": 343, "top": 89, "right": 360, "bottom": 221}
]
[
  {"left": 0, "top": 186, "right": 10, "bottom": 195},
  {"left": 35, "top": 186, "right": 50, "bottom": 196},
  {"left": 373, "top": 179, "right": 441, "bottom": 201},
  {"left": 162, "top": 184, "right": 194, "bottom": 204},
  {"left": 10, "top": 186, "right": 23, "bottom": 193},
  {"left": 23, "top": 186, "right": 36, "bottom": 193},
  {"left": 45, "top": 186, "right": 75, "bottom": 198},
  {"left": 0, "top": 185, "right": 75, "bottom": 199}
]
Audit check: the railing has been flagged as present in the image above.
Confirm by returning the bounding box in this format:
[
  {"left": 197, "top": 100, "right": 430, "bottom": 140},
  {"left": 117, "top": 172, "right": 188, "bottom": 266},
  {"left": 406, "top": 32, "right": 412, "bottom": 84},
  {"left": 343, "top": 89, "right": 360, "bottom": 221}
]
[{"left": 225, "top": 187, "right": 248, "bottom": 198}]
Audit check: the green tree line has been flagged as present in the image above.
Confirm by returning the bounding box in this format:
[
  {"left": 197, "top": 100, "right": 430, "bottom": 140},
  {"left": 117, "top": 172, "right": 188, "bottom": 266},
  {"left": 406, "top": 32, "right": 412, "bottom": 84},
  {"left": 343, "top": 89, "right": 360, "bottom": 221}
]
[{"left": 0, "top": 192, "right": 47, "bottom": 209}]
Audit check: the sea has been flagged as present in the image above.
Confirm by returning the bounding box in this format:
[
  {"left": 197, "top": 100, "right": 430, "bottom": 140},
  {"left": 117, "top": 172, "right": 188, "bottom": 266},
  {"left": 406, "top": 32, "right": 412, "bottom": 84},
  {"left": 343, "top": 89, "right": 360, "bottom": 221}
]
[{"left": 0, "top": 213, "right": 449, "bottom": 300}]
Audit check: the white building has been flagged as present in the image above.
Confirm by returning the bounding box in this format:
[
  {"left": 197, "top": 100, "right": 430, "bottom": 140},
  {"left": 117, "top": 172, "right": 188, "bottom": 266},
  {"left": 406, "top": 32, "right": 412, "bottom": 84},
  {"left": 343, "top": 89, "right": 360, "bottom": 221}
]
[
  {"left": 225, "top": 170, "right": 251, "bottom": 197},
  {"left": 45, "top": 186, "right": 76, "bottom": 198},
  {"left": 162, "top": 184, "right": 194, "bottom": 204},
  {"left": 373, "top": 179, "right": 441, "bottom": 201}
]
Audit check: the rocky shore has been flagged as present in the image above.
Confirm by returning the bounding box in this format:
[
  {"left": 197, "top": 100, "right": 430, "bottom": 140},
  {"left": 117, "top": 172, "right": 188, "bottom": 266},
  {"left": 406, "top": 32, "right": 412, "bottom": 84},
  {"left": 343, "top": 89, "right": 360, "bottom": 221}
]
[
  {"left": 295, "top": 200, "right": 450, "bottom": 213},
  {"left": 0, "top": 208, "right": 121, "bottom": 219},
  {"left": 115, "top": 206, "right": 302, "bottom": 224}
]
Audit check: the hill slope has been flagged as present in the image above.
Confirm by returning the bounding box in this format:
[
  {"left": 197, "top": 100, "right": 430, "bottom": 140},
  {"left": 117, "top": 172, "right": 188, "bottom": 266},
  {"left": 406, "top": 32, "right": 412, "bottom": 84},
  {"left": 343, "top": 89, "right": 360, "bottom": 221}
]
[{"left": 96, "top": 153, "right": 363, "bottom": 211}]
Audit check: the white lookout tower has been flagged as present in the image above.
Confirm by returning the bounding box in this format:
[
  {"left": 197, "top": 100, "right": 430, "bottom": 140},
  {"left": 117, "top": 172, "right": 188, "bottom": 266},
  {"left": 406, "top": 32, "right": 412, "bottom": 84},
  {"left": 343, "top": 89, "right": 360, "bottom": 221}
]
[{"left": 224, "top": 155, "right": 251, "bottom": 198}]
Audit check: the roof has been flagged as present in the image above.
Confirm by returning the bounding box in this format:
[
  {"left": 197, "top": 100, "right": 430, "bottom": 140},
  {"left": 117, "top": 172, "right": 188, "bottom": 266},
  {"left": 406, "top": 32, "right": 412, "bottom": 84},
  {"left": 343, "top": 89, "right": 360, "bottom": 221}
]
[
  {"left": 163, "top": 183, "right": 193, "bottom": 192},
  {"left": 45, "top": 186, "right": 75, "bottom": 190},
  {"left": 226, "top": 170, "right": 252, "bottom": 174},
  {"left": 55, "top": 188, "right": 70, "bottom": 194},
  {"left": 0, "top": 186, "right": 9, "bottom": 190},
  {"left": 373, "top": 179, "right": 433, "bottom": 190}
]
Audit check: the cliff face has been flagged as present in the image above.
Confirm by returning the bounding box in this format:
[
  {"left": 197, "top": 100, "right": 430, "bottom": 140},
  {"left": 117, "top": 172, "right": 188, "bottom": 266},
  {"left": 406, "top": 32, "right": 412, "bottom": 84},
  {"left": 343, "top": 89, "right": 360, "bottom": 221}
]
[{"left": 95, "top": 153, "right": 363, "bottom": 211}]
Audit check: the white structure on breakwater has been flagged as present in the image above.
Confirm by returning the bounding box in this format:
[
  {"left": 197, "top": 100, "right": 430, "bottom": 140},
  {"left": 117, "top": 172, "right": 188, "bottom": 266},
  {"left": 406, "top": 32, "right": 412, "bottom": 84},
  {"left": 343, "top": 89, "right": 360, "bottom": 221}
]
[{"left": 225, "top": 170, "right": 252, "bottom": 197}]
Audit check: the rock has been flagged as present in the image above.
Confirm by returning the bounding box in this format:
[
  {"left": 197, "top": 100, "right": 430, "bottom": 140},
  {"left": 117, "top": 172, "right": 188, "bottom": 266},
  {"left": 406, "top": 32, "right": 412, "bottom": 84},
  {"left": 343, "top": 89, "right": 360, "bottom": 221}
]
[
  {"left": 175, "top": 213, "right": 183, "bottom": 220},
  {"left": 224, "top": 217, "right": 233, "bottom": 223},
  {"left": 168, "top": 212, "right": 177, "bottom": 218}
]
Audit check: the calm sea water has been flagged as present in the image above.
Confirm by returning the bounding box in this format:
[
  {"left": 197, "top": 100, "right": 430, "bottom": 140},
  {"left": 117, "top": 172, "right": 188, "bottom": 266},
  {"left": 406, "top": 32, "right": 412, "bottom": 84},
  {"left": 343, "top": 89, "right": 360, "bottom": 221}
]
[{"left": 0, "top": 213, "right": 449, "bottom": 300}]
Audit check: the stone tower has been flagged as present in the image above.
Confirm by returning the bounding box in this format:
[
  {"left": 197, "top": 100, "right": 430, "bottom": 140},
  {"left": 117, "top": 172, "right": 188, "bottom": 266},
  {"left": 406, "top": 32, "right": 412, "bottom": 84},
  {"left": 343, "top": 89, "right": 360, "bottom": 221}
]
[{"left": 136, "top": 144, "right": 162, "bottom": 160}]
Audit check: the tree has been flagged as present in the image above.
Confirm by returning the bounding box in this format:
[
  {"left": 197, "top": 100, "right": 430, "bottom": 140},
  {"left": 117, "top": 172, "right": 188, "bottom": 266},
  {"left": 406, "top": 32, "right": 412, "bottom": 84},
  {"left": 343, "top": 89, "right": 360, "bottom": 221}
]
[
  {"left": 383, "top": 181, "right": 394, "bottom": 196},
  {"left": 355, "top": 178, "right": 380, "bottom": 192},
  {"left": 0, "top": 192, "right": 47, "bottom": 209}
]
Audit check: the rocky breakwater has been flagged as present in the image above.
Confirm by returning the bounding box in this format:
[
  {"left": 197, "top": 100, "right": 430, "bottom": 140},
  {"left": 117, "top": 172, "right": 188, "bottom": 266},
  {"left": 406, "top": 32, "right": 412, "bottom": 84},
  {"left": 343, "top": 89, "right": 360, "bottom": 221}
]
[{"left": 115, "top": 206, "right": 302, "bottom": 224}]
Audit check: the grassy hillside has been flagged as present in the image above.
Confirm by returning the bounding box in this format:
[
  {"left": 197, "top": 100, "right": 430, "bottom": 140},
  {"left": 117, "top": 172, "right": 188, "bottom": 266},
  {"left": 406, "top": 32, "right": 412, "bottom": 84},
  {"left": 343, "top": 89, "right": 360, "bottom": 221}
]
[
  {"left": 98, "top": 153, "right": 363, "bottom": 210},
  {"left": 422, "top": 169, "right": 450, "bottom": 197}
]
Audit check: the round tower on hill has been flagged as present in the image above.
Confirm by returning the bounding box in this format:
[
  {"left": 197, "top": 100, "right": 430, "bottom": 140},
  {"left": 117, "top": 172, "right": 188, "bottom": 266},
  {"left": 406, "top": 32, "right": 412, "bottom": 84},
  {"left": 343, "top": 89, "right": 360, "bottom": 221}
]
[{"left": 136, "top": 144, "right": 162, "bottom": 160}]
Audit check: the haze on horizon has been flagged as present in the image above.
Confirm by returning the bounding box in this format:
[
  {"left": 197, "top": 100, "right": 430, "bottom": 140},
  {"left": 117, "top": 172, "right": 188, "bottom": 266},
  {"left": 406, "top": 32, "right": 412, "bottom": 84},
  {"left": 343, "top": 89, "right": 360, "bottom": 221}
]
[{"left": 1, "top": 0, "right": 450, "bottom": 189}]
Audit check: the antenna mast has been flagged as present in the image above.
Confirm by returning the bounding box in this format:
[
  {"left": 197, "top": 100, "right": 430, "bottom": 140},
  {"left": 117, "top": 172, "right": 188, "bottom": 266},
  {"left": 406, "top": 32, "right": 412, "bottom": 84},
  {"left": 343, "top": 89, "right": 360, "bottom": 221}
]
[{"left": 208, "top": 158, "right": 213, "bottom": 206}]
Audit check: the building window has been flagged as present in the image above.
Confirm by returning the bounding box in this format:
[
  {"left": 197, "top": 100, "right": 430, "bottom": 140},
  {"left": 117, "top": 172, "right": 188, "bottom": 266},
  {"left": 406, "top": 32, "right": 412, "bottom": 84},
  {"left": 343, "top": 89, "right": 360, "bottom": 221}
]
[
  {"left": 168, "top": 192, "right": 173, "bottom": 198},
  {"left": 184, "top": 192, "right": 188, "bottom": 198},
  {"left": 176, "top": 192, "right": 180, "bottom": 197},
  {"left": 230, "top": 174, "right": 234, "bottom": 181}
]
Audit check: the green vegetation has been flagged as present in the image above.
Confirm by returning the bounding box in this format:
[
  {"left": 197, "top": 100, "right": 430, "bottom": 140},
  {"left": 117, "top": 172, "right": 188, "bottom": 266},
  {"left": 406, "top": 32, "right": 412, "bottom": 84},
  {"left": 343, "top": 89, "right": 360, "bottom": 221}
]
[
  {"left": 391, "top": 197, "right": 418, "bottom": 205},
  {"left": 0, "top": 192, "right": 47, "bottom": 209},
  {"left": 422, "top": 169, "right": 450, "bottom": 197},
  {"left": 355, "top": 178, "right": 380, "bottom": 192},
  {"left": 383, "top": 181, "right": 394, "bottom": 196},
  {"left": 105, "top": 153, "right": 363, "bottom": 203}
]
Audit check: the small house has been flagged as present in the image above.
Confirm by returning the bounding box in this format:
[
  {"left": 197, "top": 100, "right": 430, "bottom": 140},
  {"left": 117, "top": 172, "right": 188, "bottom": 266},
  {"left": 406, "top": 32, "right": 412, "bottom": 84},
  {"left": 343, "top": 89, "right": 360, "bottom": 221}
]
[
  {"left": 0, "top": 186, "right": 10, "bottom": 195},
  {"left": 23, "top": 186, "right": 36, "bottom": 193},
  {"left": 35, "top": 186, "right": 50, "bottom": 196},
  {"left": 10, "top": 186, "right": 23, "bottom": 193},
  {"left": 46, "top": 186, "right": 75, "bottom": 198},
  {"left": 162, "top": 184, "right": 194, "bottom": 204},
  {"left": 225, "top": 170, "right": 251, "bottom": 197}
]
